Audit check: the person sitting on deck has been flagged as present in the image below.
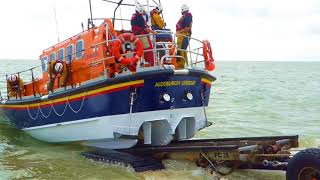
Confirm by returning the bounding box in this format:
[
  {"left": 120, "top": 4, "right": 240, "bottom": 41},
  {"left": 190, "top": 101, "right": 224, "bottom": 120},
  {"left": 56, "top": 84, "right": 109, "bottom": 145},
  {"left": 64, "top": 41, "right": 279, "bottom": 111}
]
[
  {"left": 176, "top": 4, "right": 193, "bottom": 69},
  {"left": 150, "top": 5, "right": 166, "bottom": 30},
  {"left": 131, "top": 4, "right": 157, "bottom": 66}
]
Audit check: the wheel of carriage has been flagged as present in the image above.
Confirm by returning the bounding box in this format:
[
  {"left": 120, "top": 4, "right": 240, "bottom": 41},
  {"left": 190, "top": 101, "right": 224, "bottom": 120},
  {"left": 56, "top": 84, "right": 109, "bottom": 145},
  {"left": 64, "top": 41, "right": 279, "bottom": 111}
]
[{"left": 286, "top": 148, "right": 320, "bottom": 180}]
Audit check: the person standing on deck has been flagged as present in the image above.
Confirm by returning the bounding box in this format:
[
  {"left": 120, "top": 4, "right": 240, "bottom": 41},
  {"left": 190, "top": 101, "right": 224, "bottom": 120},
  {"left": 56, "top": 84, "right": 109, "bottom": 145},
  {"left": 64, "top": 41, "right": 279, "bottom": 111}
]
[
  {"left": 150, "top": 5, "right": 166, "bottom": 30},
  {"left": 176, "top": 4, "right": 193, "bottom": 69},
  {"left": 142, "top": 8, "right": 149, "bottom": 23},
  {"left": 131, "top": 4, "right": 157, "bottom": 66}
]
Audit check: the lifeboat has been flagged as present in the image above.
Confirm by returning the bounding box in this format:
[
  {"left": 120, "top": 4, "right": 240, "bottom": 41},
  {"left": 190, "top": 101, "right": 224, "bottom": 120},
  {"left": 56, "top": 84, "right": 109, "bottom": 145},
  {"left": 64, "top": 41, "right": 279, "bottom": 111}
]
[{"left": 0, "top": 0, "right": 216, "bottom": 149}]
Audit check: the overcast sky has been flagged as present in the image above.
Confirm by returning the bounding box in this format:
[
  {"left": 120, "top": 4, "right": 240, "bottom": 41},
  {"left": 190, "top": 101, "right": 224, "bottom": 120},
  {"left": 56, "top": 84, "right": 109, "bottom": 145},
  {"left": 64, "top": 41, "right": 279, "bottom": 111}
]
[{"left": 0, "top": 0, "right": 319, "bottom": 61}]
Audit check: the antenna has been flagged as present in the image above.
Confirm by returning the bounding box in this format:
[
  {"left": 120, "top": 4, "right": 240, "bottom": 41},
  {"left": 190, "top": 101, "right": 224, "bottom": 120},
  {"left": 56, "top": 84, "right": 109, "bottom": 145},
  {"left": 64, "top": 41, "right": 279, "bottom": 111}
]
[
  {"left": 119, "top": 6, "right": 124, "bottom": 30},
  {"left": 53, "top": 1, "right": 60, "bottom": 42},
  {"left": 146, "top": 0, "right": 151, "bottom": 27},
  {"left": 89, "top": 0, "right": 94, "bottom": 28},
  {"left": 81, "top": 22, "right": 85, "bottom": 32},
  {"left": 159, "top": 0, "right": 165, "bottom": 25}
]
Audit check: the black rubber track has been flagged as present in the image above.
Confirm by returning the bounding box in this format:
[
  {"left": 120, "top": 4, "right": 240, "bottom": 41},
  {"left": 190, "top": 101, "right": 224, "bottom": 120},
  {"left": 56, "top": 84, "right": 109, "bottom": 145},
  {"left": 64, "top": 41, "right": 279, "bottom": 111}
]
[{"left": 81, "top": 151, "right": 164, "bottom": 172}]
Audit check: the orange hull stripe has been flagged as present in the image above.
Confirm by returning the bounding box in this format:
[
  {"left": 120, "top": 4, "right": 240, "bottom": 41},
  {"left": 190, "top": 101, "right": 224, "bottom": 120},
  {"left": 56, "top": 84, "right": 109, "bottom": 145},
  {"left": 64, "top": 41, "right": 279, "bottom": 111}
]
[{"left": 201, "top": 78, "right": 212, "bottom": 86}]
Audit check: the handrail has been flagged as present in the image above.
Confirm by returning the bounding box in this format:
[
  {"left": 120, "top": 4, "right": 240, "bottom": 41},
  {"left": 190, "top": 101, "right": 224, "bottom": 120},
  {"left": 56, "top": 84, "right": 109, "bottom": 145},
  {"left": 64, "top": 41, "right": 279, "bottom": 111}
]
[
  {"left": 174, "top": 33, "right": 204, "bottom": 44},
  {"left": 91, "top": 38, "right": 118, "bottom": 47},
  {"left": 2, "top": 33, "right": 205, "bottom": 78},
  {"left": 160, "top": 55, "right": 185, "bottom": 65},
  {"left": 6, "top": 65, "right": 42, "bottom": 76},
  {"left": 134, "top": 32, "right": 204, "bottom": 44},
  {"left": 143, "top": 48, "right": 204, "bottom": 57},
  {"left": 89, "top": 56, "right": 115, "bottom": 79},
  {"left": 40, "top": 37, "right": 117, "bottom": 76},
  {"left": 192, "top": 60, "right": 205, "bottom": 65},
  {"left": 92, "top": 17, "right": 131, "bottom": 22},
  {"left": 89, "top": 56, "right": 114, "bottom": 65},
  {"left": 1, "top": 29, "right": 211, "bottom": 100},
  {"left": 102, "top": 0, "right": 157, "bottom": 8},
  {"left": 103, "top": 0, "right": 135, "bottom": 6}
]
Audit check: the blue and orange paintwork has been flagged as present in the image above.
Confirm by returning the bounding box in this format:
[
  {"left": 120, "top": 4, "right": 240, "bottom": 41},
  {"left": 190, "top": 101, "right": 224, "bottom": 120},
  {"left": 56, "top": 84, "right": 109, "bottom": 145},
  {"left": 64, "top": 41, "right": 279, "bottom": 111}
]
[
  {"left": 0, "top": 18, "right": 215, "bottom": 130},
  {"left": 1, "top": 69, "right": 214, "bottom": 129}
]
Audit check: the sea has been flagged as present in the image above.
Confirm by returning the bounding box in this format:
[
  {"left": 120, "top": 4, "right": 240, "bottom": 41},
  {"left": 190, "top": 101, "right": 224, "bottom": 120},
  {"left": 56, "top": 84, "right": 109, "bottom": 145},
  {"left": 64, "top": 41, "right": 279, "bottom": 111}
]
[{"left": 0, "top": 60, "right": 319, "bottom": 180}]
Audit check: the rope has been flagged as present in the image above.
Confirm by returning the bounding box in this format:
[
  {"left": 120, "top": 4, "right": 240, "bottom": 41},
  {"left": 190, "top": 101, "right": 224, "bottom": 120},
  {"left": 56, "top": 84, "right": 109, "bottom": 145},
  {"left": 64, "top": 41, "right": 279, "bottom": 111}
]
[
  {"left": 27, "top": 103, "right": 40, "bottom": 120},
  {"left": 67, "top": 92, "right": 86, "bottom": 114},
  {"left": 39, "top": 103, "right": 53, "bottom": 119},
  {"left": 51, "top": 100, "right": 68, "bottom": 117}
]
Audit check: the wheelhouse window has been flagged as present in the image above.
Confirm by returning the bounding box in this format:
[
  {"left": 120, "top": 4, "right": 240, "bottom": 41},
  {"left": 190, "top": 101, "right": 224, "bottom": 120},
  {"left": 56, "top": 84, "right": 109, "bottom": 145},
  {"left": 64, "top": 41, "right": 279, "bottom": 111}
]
[
  {"left": 50, "top": 52, "right": 56, "bottom": 62},
  {"left": 66, "top": 44, "right": 74, "bottom": 63},
  {"left": 41, "top": 56, "right": 48, "bottom": 72},
  {"left": 58, "top": 48, "right": 65, "bottom": 61},
  {"left": 76, "top": 40, "right": 84, "bottom": 59}
]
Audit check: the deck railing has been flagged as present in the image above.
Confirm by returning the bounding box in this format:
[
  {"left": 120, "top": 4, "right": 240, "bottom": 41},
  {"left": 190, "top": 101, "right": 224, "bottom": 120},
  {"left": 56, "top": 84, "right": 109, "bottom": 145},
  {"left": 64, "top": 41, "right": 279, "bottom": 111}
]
[{"left": 0, "top": 30, "right": 209, "bottom": 100}]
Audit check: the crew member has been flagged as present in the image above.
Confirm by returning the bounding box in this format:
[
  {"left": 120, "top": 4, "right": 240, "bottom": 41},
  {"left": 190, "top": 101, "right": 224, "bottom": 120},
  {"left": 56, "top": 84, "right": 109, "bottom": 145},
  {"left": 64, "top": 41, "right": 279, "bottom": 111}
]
[
  {"left": 131, "top": 4, "right": 157, "bottom": 66},
  {"left": 7, "top": 74, "right": 24, "bottom": 97},
  {"left": 176, "top": 4, "right": 193, "bottom": 69},
  {"left": 142, "top": 8, "right": 149, "bottom": 23},
  {"left": 150, "top": 5, "right": 165, "bottom": 30}
]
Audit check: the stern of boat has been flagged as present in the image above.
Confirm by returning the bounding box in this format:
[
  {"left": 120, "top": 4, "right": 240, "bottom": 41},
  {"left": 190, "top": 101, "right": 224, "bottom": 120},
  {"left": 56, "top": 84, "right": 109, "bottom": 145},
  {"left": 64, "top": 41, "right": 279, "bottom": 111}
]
[{"left": 107, "top": 68, "right": 215, "bottom": 147}]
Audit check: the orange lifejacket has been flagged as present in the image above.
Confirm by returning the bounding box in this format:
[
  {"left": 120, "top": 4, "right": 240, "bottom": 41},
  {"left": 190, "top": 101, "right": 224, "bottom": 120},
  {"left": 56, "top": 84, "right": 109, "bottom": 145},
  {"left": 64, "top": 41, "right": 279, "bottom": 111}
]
[
  {"left": 49, "top": 61, "right": 68, "bottom": 87},
  {"left": 176, "top": 12, "right": 193, "bottom": 34},
  {"left": 151, "top": 9, "right": 165, "bottom": 29},
  {"left": 7, "top": 75, "right": 24, "bottom": 97},
  {"left": 131, "top": 13, "right": 148, "bottom": 35}
]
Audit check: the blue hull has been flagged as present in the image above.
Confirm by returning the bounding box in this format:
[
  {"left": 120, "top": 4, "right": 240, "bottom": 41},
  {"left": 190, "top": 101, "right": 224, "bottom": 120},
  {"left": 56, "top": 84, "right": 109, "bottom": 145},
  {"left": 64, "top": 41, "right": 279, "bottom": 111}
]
[{"left": 1, "top": 69, "right": 215, "bottom": 130}]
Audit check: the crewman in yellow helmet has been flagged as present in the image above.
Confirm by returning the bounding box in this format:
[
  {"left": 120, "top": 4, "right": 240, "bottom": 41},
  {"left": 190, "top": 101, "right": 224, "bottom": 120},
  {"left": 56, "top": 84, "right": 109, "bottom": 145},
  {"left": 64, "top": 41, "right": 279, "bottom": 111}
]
[
  {"left": 150, "top": 5, "right": 166, "bottom": 30},
  {"left": 176, "top": 4, "right": 193, "bottom": 69}
]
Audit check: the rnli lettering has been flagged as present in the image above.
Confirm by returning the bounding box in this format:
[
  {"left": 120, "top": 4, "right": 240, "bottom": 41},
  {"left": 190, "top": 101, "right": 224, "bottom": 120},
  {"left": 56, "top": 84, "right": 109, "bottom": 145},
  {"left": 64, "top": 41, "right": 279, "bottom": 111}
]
[
  {"left": 155, "top": 80, "right": 196, "bottom": 87},
  {"left": 213, "top": 152, "right": 230, "bottom": 159}
]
